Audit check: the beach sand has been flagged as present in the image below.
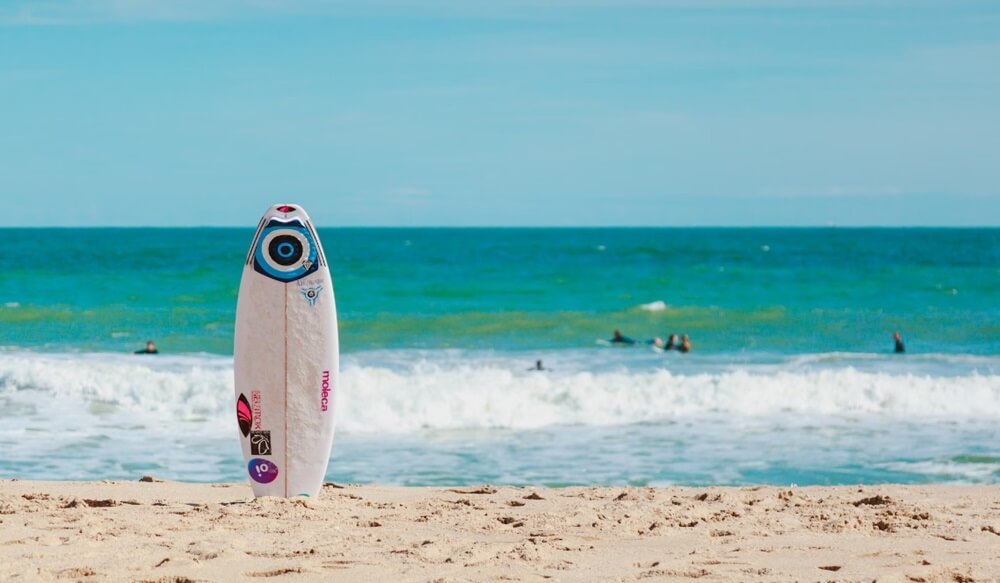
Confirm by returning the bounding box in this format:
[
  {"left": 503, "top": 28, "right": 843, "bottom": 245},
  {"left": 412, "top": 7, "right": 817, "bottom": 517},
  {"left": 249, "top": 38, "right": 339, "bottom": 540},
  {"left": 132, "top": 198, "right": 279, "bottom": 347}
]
[{"left": 1, "top": 480, "right": 998, "bottom": 582}]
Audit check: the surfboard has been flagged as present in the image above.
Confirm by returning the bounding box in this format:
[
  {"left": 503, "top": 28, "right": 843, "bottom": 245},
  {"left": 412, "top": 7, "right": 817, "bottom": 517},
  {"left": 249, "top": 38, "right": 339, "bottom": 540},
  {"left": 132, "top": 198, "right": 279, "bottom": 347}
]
[{"left": 233, "top": 204, "right": 338, "bottom": 498}]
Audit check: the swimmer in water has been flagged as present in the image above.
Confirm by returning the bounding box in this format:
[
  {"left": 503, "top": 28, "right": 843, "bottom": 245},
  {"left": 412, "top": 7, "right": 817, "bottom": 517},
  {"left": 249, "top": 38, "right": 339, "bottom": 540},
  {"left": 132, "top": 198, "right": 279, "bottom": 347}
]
[
  {"left": 529, "top": 360, "right": 547, "bottom": 371},
  {"left": 893, "top": 331, "right": 905, "bottom": 354},
  {"left": 678, "top": 334, "right": 692, "bottom": 353},
  {"left": 665, "top": 334, "right": 679, "bottom": 351},
  {"left": 610, "top": 329, "right": 636, "bottom": 345},
  {"left": 134, "top": 340, "right": 158, "bottom": 355}
]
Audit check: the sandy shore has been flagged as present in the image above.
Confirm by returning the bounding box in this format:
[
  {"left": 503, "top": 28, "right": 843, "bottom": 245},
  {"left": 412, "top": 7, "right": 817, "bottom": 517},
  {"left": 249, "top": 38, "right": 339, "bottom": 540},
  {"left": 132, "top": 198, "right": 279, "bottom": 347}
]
[{"left": 1, "top": 480, "right": 998, "bottom": 582}]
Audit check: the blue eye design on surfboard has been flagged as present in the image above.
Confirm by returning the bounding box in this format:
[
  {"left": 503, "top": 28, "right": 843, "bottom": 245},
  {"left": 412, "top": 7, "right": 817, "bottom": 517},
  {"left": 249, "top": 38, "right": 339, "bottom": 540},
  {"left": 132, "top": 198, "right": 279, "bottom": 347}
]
[{"left": 252, "top": 219, "right": 319, "bottom": 282}]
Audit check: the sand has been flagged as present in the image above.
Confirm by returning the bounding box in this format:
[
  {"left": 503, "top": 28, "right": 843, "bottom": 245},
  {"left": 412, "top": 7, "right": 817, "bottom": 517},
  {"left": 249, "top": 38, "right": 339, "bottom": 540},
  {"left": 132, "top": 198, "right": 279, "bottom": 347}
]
[{"left": 1, "top": 480, "right": 998, "bottom": 582}]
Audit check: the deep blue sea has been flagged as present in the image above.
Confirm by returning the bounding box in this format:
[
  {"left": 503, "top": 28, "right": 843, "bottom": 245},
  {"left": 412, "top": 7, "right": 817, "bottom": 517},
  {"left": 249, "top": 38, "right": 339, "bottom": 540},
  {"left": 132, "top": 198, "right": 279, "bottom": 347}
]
[{"left": 2, "top": 228, "right": 999, "bottom": 486}]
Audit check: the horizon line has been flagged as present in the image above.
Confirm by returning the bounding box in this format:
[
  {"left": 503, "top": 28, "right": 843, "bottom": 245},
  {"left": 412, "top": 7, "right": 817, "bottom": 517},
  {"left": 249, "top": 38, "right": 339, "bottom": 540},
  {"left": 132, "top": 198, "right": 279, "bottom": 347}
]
[{"left": 3, "top": 225, "right": 999, "bottom": 229}]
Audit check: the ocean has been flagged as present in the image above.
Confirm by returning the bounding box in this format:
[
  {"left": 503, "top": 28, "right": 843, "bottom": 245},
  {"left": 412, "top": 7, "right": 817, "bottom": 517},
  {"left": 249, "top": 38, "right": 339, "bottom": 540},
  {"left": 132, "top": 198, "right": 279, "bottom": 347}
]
[{"left": 2, "top": 227, "right": 999, "bottom": 486}]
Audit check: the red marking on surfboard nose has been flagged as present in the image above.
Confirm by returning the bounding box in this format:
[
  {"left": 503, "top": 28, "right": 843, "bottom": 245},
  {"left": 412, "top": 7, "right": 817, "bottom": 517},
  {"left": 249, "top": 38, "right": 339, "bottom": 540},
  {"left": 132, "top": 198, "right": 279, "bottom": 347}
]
[{"left": 277, "top": 205, "right": 296, "bottom": 213}]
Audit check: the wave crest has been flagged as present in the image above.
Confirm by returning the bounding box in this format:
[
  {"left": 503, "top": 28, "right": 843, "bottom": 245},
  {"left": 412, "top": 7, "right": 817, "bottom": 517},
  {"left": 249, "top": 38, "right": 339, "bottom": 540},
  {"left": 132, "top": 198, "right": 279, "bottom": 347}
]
[{"left": 2, "top": 352, "right": 998, "bottom": 434}]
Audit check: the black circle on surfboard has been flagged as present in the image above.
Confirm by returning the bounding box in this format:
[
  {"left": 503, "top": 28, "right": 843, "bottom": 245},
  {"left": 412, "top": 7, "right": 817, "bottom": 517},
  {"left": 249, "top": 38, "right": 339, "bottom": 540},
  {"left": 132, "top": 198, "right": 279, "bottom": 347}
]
[{"left": 268, "top": 234, "right": 304, "bottom": 266}]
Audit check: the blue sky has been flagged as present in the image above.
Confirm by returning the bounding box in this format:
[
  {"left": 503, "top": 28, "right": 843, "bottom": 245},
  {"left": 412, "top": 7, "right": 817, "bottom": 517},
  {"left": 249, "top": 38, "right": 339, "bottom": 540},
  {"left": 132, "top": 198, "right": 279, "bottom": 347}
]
[{"left": 1, "top": 0, "right": 998, "bottom": 226}]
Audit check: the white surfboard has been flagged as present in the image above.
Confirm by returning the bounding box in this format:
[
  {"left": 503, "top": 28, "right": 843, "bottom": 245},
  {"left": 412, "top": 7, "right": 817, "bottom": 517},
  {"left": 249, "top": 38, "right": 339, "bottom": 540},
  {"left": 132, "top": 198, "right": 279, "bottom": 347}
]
[{"left": 233, "top": 204, "right": 339, "bottom": 498}]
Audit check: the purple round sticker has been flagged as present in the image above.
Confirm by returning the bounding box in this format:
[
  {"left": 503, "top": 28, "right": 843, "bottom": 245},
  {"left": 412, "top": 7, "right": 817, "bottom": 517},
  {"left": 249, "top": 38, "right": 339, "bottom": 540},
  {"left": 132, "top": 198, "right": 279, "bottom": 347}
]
[{"left": 248, "top": 458, "right": 279, "bottom": 484}]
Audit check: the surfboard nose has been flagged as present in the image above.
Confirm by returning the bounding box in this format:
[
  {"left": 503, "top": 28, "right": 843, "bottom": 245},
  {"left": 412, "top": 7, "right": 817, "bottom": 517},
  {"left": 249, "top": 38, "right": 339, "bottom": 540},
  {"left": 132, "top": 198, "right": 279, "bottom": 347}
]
[
  {"left": 270, "top": 203, "right": 303, "bottom": 216},
  {"left": 263, "top": 203, "right": 312, "bottom": 224}
]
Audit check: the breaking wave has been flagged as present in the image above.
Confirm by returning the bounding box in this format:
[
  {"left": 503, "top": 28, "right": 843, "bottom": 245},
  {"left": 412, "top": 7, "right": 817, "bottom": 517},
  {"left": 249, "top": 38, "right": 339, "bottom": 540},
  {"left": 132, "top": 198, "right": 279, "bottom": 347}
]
[{"left": 1, "top": 350, "right": 998, "bottom": 435}]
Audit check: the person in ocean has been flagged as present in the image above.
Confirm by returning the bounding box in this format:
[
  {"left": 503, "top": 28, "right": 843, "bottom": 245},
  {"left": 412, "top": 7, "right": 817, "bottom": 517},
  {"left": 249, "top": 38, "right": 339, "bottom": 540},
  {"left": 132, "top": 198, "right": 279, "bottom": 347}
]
[
  {"left": 893, "top": 331, "right": 905, "bottom": 354},
  {"left": 610, "top": 330, "right": 636, "bottom": 345},
  {"left": 665, "top": 334, "right": 679, "bottom": 350},
  {"left": 135, "top": 340, "right": 158, "bottom": 355},
  {"left": 529, "top": 360, "right": 547, "bottom": 371},
  {"left": 678, "top": 334, "right": 692, "bottom": 353}
]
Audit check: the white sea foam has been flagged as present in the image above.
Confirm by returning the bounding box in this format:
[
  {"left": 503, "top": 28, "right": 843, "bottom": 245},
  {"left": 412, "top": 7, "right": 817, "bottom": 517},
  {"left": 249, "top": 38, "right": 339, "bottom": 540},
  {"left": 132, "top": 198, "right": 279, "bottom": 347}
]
[
  {"left": 877, "top": 459, "right": 1000, "bottom": 484},
  {"left": 2, "top": 350, "right": 999, "bottom": 485},
  {"left": 1, "top": 351, "right": 999, "bottom": 435},
  {"left": 339, "top": 364, "right": 1000, "bottom": 433},
  {"left": 638, "top": 300, "right": 667, "bottom": 312},
  {"left": 0, "top": 353, "right": 228, "bottom": 416}
]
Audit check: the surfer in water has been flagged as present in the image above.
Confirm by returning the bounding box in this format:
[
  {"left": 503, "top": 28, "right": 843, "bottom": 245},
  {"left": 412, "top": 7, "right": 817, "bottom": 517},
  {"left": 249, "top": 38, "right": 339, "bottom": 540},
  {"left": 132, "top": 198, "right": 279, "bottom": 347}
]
[
  {"left": 893, "top": 331, "right": 905, "bottom": 354},
  {"left": 665, "top": 334, "right": 679, "bottom": 350},
  {"left": 529, "top": 360, "right": 548, "bottom": 371},
  {"left": 610, "top": 330, "right": 636, "bottom": 345},
  {"left": 134, "top": 340, "right": 158, "bottom": 355},
  {"left": 678, "top": 334, "right": 692, "bottom": 353}
]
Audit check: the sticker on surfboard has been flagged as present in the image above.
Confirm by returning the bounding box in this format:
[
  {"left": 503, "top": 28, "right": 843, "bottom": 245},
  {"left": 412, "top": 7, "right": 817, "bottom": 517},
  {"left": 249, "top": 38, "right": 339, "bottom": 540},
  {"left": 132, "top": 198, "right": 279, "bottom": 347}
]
[
  {"left": 236, "top": 394, "right": 252, "bottom": 437},
  {"left": 248, "top": 458, "right": 279, "bottom": 484}
]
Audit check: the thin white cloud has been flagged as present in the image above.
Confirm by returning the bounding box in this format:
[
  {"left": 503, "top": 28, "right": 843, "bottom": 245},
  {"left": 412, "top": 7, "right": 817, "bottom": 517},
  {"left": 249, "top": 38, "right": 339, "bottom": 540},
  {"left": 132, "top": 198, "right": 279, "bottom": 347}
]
[
  {"left": 389, "top": 186, "right": 431, "bottom": 197},
  {"left": 824, "top": 185, "right": 903, "bottom": 197},
  {"left": 384, "top": 186, "right": 432, "bottom": 207},
  {"left": 0, "top": 0, "right": 302, "bottom": 25},
  {"left": 0, "top": 0, "right": 926, "bottom": 26},
  {"left": 761, "top": 185, "right": 906, "bottom": 198}
]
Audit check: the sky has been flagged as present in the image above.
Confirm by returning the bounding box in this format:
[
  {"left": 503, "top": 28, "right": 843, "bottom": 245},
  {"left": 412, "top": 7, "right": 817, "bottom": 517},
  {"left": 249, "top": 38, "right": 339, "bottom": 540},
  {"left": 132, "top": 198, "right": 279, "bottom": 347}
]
[{"left": 1, "top": 0, "right": 999, "bottom": 226}]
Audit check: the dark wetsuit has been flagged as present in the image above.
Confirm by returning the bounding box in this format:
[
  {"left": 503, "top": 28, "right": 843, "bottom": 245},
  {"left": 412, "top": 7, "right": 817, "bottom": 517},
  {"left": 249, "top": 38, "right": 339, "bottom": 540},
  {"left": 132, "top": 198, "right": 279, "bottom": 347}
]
[
  {"left": 134, "top": 348, "right": 159, "bottom": 354},
  {"left": 894, "top": 340, "right": 905, "bottom": 353}
]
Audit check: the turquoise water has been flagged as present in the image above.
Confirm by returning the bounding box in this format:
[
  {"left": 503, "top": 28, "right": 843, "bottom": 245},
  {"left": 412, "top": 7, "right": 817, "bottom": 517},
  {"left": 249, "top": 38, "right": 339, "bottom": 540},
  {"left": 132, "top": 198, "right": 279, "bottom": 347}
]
[
  {"left": 1, "top": 228, "right": 999, "bottom": 485},
  {"left": 4, "top": 228, "right": 998, "bottom": 354}
]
